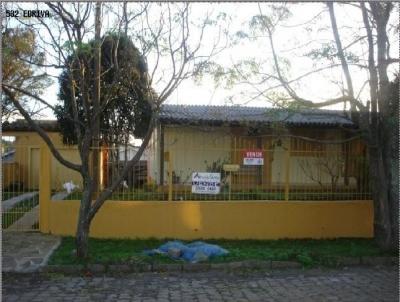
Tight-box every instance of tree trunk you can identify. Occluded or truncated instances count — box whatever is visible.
[92,2,102,195]
[369,145,393,250]
[75,178,94,258]
[382,119,399,249]
[75,216,91,259]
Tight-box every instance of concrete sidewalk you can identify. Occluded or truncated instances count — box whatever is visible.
[2,232,61,273]
[2,192,38,211]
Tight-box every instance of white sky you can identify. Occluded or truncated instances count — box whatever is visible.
[5,2,399,119]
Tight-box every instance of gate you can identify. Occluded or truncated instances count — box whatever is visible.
[2,142,40,231]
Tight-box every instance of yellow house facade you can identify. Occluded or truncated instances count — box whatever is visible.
[148,105,369,199]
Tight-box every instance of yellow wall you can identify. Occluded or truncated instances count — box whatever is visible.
[48,200,373,239]
[50,149,82,190]
[2,162,20,188]
[163,125,232,185]
[32,138,374,240]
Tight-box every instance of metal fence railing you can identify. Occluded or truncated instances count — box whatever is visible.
[57,136,371,202]
[2,142,40,230]
[2,135,370,206]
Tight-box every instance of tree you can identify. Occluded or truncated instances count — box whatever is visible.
[55,33,152,186]
[2,27,51,122]
[218,3,398,249]
[2,2,228,258]
[55,34,152,145]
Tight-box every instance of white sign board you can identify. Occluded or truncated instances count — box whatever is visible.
[243,158,264,165]
[191,172,221,194]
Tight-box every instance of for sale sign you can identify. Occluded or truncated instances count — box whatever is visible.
[191,172,221,194]
[243,149,264,165]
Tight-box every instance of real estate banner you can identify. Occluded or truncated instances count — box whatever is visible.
[243,149,264,165]
[192,172,221,194]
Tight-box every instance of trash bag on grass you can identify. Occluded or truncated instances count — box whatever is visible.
[143,240,228,263]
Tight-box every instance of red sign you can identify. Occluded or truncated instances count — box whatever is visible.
[243,149,264,165]
[244,150,263,158]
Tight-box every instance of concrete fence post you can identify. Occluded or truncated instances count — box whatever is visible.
[284,141,291,201]
[39,144,51,233]
[168,153,173,202]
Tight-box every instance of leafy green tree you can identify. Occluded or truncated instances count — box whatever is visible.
[55,34,152,145]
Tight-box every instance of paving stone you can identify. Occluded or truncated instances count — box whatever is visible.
[2,232,61,273]
[337,257,361,266]
[152,263,182,272]
[87,264,106,273]
[271,261,302,269]
[2,265,398,301]
[183,263,210,272]
[252,260,271,269]
[108,264,131,273]
[362,256,392,266]
[210,263,228,270]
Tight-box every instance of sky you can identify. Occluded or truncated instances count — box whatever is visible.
[4,2,399,119]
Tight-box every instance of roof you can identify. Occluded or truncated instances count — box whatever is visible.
[159,104,354,127]
[1,105,355,132]
[2,119,59,132]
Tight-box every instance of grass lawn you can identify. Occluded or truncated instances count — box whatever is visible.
[49,237,395,267]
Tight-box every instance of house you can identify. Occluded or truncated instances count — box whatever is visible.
[148,104,369,199]
[2,119,148,191]
[2,105,369,199]
[3,106,373,238]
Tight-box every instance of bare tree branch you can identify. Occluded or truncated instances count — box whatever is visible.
[3,86,82,172]
[258,4,365,110]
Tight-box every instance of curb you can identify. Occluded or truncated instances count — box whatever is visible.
[41,256,398,275]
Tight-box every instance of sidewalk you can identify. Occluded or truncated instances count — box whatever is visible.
[2,232,61,273]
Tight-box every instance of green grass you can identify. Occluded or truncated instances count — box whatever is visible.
[49,237,394,267]
[2,195,39,228]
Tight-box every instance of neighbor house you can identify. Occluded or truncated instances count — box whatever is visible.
[2,120,82,191]
[2,119,148,192]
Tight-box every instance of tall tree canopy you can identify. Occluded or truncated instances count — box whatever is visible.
[2,28,50,121]
[55,34,152,145]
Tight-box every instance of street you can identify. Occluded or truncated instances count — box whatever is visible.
[3,266,398,302]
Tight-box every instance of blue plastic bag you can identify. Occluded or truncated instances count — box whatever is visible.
[143,240,229,263]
